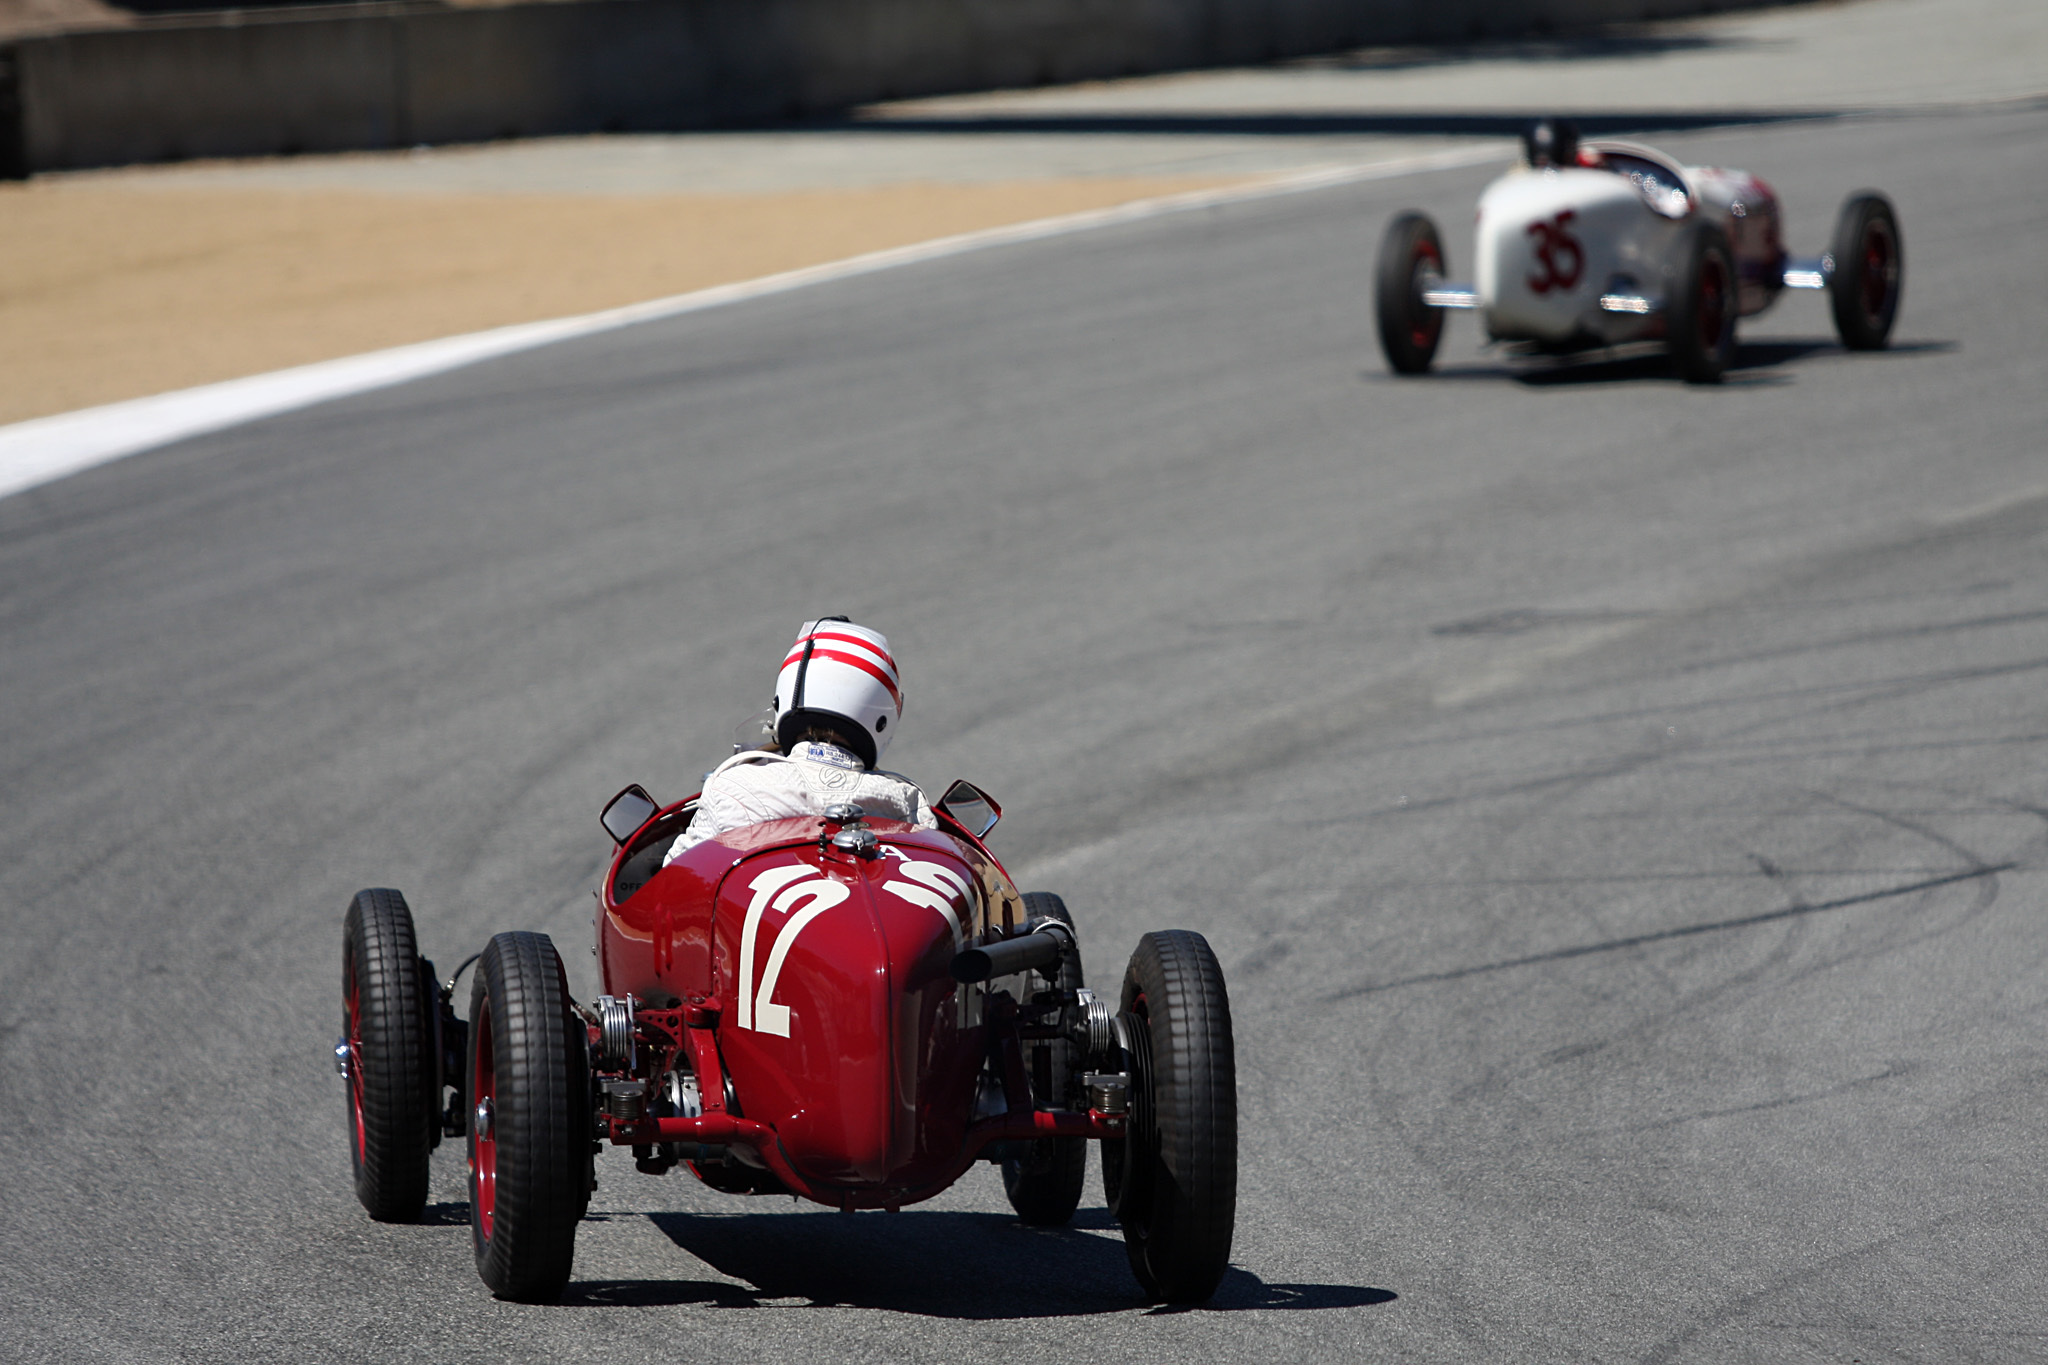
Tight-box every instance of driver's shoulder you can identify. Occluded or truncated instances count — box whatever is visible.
[711,748,796,775]
[702,748,799,793]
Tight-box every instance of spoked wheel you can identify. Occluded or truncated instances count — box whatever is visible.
[1829,192,1903,350]
[1374,211,1448,375]
[467,931,590,1302]
[1103,930,1237,1304]
[341,888,434,1222]
[1668,221,1738,384]
[1000,891,1089,1226]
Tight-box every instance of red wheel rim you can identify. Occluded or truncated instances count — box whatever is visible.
[1410,241,1444,351]
[344,968,367,1171]
[1697,252,1729,352]
[470,997,497,1240]
[1860,220,1896,322]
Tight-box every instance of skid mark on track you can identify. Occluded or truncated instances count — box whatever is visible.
[1803,789,2005,873]
[1432,621,1646,708]
[1303,743,1672,825]
[1637,1210,1983,1365]
[1659,606,2048,679]
[1577,1061,1920,1137]
[1322,862,2017,1001]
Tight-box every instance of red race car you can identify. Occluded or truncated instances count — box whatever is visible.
[337,779,1238,1303]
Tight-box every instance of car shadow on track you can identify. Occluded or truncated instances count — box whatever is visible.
[1371,338,1954,388]
[558,1207,1395,1317]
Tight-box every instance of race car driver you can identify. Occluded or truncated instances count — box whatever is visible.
[664,617,935,864]
[1523,116,1580,169]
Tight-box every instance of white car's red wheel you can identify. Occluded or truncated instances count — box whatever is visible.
[467,931,589,1302]
[1829,192,1903,351]
[341,888,434,1222]
[1669,222,1737,384]
[1374,211,1448,375]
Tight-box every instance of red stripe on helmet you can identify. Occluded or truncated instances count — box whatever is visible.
[783,631,899,684]
[788,628,896,667]
[781,646,903,710]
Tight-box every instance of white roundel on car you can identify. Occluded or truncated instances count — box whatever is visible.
[1477,168,1686,345]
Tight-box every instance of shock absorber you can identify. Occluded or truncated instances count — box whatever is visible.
[1068,987,1116,1061]
[596,994,637,1070]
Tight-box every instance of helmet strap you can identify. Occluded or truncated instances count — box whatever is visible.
[789,614,851,714]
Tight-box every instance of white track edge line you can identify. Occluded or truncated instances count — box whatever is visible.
[0,143,1505,506]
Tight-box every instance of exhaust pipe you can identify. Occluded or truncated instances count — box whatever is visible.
[950,918,1074,983]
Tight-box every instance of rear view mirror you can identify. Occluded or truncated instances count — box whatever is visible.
[731,707,777,754]
[601,784,660,845]
[935,779,1001,840]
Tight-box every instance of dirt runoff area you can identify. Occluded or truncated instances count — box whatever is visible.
[0,173,1241,426]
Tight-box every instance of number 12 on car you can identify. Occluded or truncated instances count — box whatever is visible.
[735,866,848,1037]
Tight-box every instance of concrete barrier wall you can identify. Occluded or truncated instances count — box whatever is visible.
[3,0,1787,174]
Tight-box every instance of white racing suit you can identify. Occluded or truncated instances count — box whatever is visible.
[664,740,936,865]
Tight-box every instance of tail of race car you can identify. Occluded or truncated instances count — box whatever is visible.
[336,787,1238,1307]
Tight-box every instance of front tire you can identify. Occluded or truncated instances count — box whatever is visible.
[1374,211,1448,375]
[468,931,589,1302]
[342,888,434,1222]
[1668,221,1737,384]
[1000,892,1088,1227]
[1828,192,1902,350]
[1105,930,1237,1304]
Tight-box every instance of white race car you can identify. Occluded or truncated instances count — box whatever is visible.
[1375,121,1903,383]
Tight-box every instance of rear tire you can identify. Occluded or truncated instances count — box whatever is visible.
[1374,211,1448,375]
[1000,891,1088,1227]
[1106,930,1237,1304]
[468,931,590,1302]
[1828,192,1902,350]
[342,888,434,1222]
[1668,221,1737,384]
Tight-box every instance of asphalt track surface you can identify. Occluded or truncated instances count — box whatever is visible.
[3,106,2045,1364]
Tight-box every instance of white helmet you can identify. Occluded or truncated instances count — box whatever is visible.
[772,617,903,769]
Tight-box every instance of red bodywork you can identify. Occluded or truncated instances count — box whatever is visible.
[594,802,1115,1210]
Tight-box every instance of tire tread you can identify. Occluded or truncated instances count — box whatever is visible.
[343,888,432,1222]
[1668,221,1736,384]
[1829,191,1903,351]
[1117,929,1236,1303]
[1001,892,1088,1226]
[1375,211,1447,375]
[470,930,589,1302]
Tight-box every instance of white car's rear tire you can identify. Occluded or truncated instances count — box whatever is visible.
[1828,192,1903,351]
[1374,212,1447,375]
[1668,222,1737,384]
